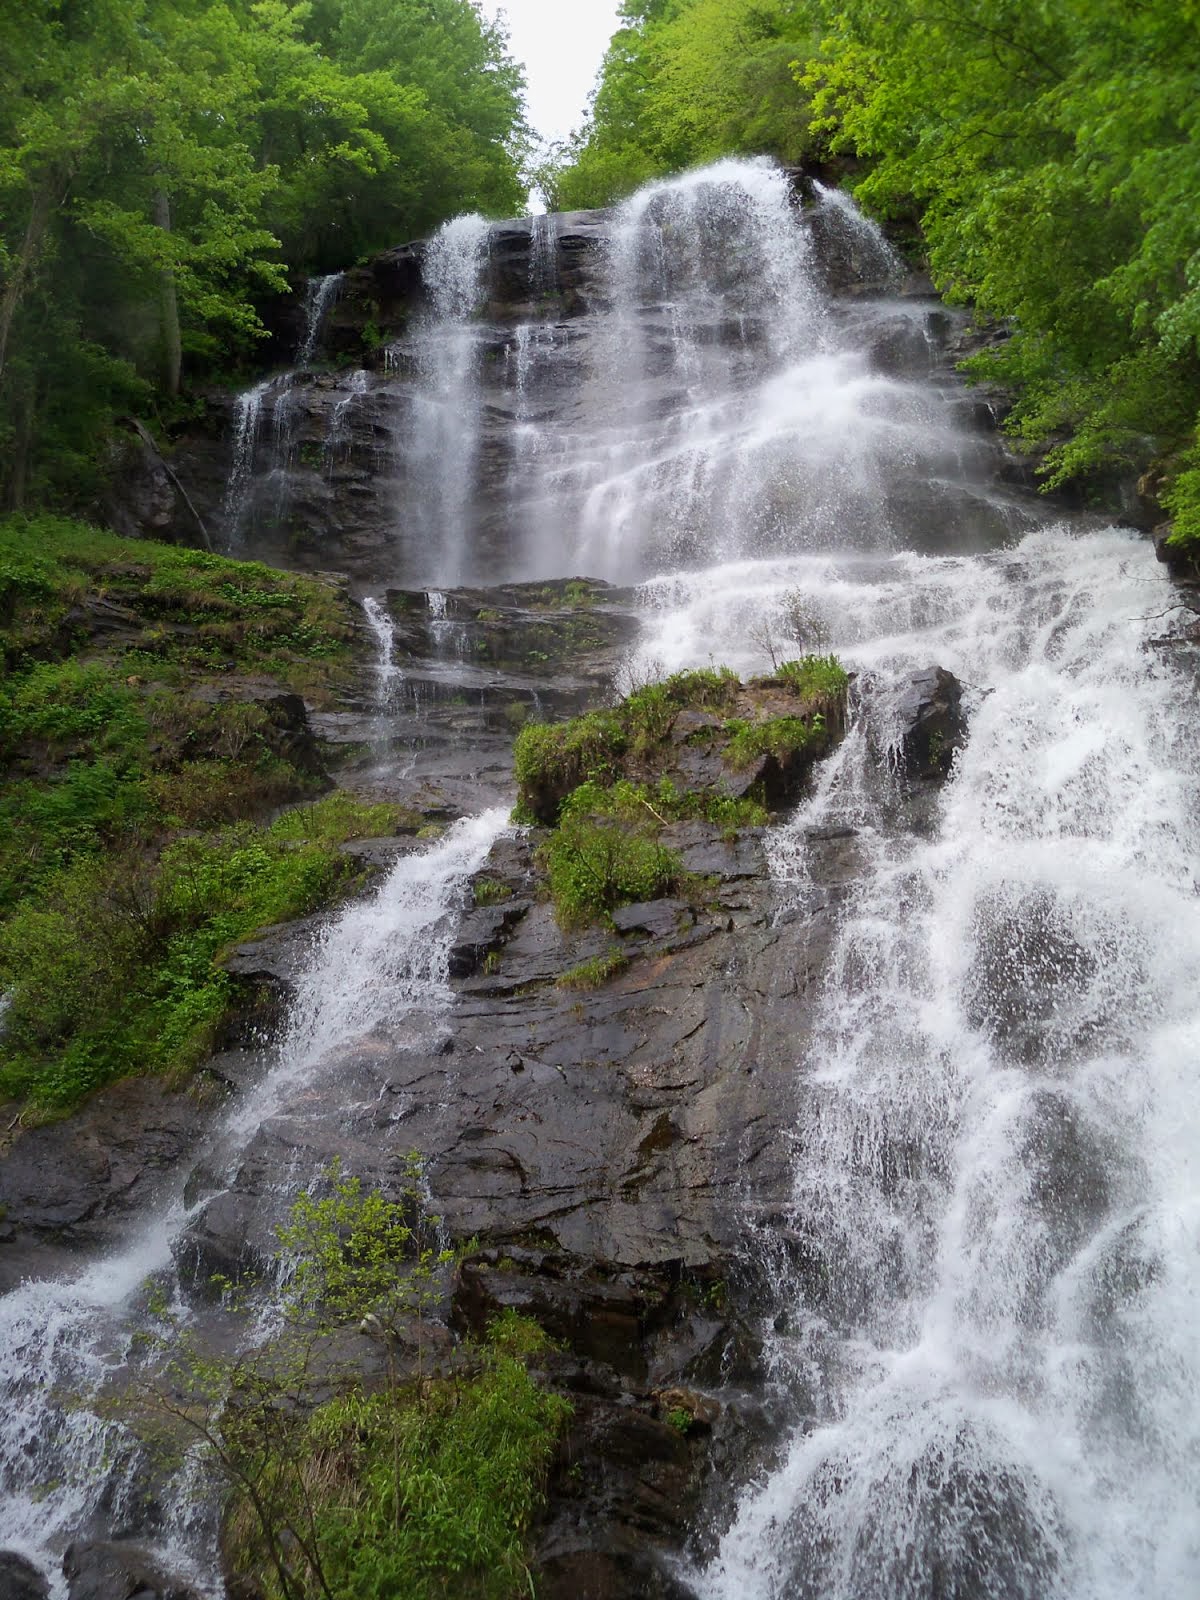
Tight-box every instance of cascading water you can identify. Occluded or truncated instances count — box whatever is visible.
[6,157,1199,1597]
[0,811,507,1592]
[295,272,343,368]
[218,272,343,547]
[396,214,491,584]
[360,593,400,708]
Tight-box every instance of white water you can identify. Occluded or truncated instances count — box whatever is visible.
[296,272,343,368]
[652,529,1200,1600]
[398,214,491,583]
[218,273,342,546]
[360,593,400,702]
[219,376,272,546]
[0,811,507,1589]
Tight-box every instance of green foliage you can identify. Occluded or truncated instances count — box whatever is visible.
[724,714,824,770]
[797,0,1200,509]
[1164,452,1200,556]
[539,814,681,928]
[145,1172,570,1600]
[557,949,629,990]
[0,825,359,1108]
[472,877,514,906]
[0,0,526,510]
[277,1161,455,1335]
[0,517,406,1110]
[512,711,627,817]
[546,0,823,208]
[774,655,848,699]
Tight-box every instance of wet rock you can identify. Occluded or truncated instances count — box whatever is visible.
[610,900,692,939]
[448,901,532,977]
[895,666,966,780]
[222,912,325,988]
[0,1552,50,1600]
[0,1079,205,1285]
[63,1541,201,1600]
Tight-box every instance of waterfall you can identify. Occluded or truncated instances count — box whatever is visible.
[649,530,1200,1600]
[219,377,272,547]
[296,271,343,368]
[360,594,400,704]
[400,214,491,584]
[7,157,1199,1596]
[0,811,508,1593]
[218,273,343,547]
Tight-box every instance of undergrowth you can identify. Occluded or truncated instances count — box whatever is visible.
[147,1168,571,1600]
[0,515,395,1113]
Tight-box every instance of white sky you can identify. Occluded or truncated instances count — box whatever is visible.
[482,0,622,145]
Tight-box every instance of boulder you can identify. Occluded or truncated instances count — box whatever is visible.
[63,1543,201,1600]
[0,1552,50,1600]
[894,666,967,780]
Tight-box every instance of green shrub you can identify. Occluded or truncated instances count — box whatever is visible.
[512,710,626,821]
[724,714,825,770]
[775,654,849,698]
[539,813,680,927]
[0,824,363,1109]
[148,1172,570,1600]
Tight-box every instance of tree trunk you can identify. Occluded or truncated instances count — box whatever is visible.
[0,174,59,392]
[153,187,182,397]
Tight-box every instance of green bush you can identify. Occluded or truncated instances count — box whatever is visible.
[0,807,394,1109]
[775,655,849,699]
[539,812,681,927]
[724,714,825,770]
[150,1172,570,1600]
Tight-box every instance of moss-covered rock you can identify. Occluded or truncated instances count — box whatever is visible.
[514,660,848,827]
[513,660,849,929]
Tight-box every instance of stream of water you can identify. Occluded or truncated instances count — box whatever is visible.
[4,158,1198,1596]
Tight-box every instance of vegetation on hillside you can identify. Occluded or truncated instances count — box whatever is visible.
[551,0,1200,552]
[0,514,413,1112]
[146,1165,570,1600]
[0,0,526,511]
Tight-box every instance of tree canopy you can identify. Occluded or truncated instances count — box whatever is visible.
[552,0,1200,550]
[0,0,527,510]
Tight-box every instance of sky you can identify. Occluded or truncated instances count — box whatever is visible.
[481,0,622,145]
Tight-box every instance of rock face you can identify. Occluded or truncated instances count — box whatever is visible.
[0,1079,208,1294]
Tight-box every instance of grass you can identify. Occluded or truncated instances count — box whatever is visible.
[556,949,629,990]
[774,655,849,698]
[473,876,514,906]
[0,514,395,1113]
[724,713,826,770]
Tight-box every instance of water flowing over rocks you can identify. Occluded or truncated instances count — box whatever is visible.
[4,158,1200,1600]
